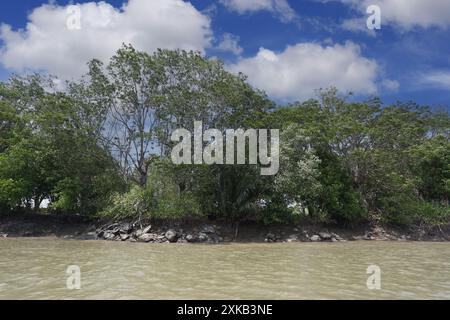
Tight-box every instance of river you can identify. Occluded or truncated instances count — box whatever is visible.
[1,238,450,299]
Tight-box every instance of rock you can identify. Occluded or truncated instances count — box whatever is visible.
[201,225,216,234]
[265,232,276,242]
[319,232,332,240]
[142,225,152,234]
[120,233,130,241]
[331,233,343,241]
[103,232,116,241]
[119,223,132,233]
[286,234,298,242]
[133,229,143,238]
[157,235,167,242]
[165,229,178,243]
[364,233,375,240]
[186,234,196,242]
[0,233,8,238]
[138,233,156,242]
[310,235,321,242]
[198,232,208,242]
[331,237,338,242]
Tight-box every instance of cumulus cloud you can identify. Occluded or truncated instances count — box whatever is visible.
[216,33,243,55]
[0,0,212,79]
[340,0,450,30]
[220,0,297,22]
[228,41,379,101]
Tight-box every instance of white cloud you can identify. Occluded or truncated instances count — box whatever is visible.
[340,0,450,30]
[422,71,450,89]
[216,33,243,55]
[220,0,297,22]
[0,0,212,79]
[228,41,379,101]
[382,79,400,92]
[341,17,376,36]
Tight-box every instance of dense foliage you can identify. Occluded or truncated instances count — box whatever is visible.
[1,45,448,226]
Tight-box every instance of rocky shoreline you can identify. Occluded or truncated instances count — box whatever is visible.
[1,213,450,243]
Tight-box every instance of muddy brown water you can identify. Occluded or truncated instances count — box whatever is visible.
[1,238,450,299]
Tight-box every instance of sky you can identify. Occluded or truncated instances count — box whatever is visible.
[0,0,449,108]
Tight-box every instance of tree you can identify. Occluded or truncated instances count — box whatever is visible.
[0,75,123,214]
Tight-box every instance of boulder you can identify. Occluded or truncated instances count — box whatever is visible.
[165,229,178,243]
[186,234,196,242]
[319,232,332,240]
[310,235,321,242]
[133,229,143,238]
[138,233,156,242]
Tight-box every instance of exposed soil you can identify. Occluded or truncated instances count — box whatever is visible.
[1,212,450,243]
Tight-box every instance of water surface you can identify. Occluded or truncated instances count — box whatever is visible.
[1,239,450,299]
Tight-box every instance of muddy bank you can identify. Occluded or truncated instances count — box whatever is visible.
[1,213,449,243]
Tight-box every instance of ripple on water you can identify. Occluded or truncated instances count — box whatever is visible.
[1,239,450,299]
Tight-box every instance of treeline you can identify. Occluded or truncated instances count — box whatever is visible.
[0,45,448,226]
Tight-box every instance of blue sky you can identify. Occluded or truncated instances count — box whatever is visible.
[0,0,449,108]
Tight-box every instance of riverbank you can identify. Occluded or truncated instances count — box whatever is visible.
[1,213,449,243]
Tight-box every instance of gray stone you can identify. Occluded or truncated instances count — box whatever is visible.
[103,232,116,241]
[310,235,321,242]
[331,233,343,241]
[120,223,132,233]
[266,233,276,240]
[201,225,216,234]
[142,225,152,234]
[165,229,178,243]
[186,234,195,242]
[319,232,332,240]
[120,233,130,241]
[138,233,156,242]
[134,229,143,238]
[198,232,208,242]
